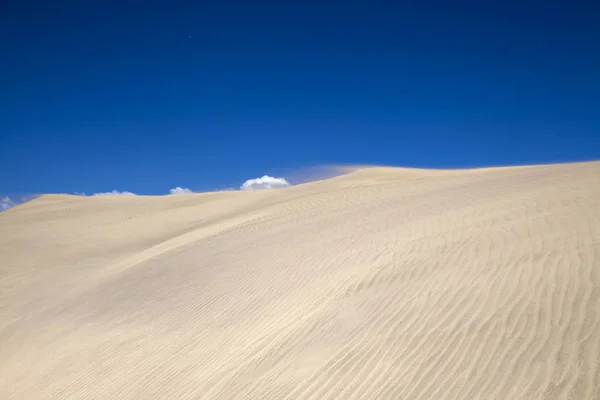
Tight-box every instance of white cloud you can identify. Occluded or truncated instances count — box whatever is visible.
[240,175,291,190]
[169,187,193,195]
[1,196,15,211]
[93,190,137,196]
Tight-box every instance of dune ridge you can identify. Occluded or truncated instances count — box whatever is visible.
[1,161,599,399]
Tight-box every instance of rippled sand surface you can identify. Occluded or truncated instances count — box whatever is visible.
[1,161,599,399]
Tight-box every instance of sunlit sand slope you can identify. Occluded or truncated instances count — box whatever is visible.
[1,161,599,399]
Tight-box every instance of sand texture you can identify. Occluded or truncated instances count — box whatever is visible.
[1,161,600,399]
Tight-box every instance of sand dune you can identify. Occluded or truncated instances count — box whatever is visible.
[1,161,600,399]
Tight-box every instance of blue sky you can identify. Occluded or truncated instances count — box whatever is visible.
[1,1,599,200]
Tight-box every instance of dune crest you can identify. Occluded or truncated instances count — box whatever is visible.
[1,161,600,399]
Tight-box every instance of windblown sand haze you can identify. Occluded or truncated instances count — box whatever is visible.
[1,161,599,399]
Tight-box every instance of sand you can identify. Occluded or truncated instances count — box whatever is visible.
[1,161,599,399]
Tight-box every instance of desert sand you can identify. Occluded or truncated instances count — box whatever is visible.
[1,161,599,399]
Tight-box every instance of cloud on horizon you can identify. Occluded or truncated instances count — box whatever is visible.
[240,175,291,190]
[169,187,193,194]
[1,196,15,211]
[2,178,291,209]
[93,190,137,196]
[0,194,40,211]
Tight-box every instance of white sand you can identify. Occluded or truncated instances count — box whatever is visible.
[1,161,599,399]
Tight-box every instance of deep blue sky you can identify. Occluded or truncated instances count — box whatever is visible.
[1,1,599,195]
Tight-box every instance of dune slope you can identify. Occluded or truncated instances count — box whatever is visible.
[1,161,600,399]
